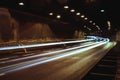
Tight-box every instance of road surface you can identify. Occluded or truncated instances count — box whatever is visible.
[0,41,116,80]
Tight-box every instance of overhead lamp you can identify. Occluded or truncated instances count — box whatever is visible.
[98,27,100,30]
[89,20,92,23]
[64,6,69,9]
[84,25,86,28]
[93,23,95,25]
[107,21,111,30]
[81,15,85,18]
[96,25,100,30]
[84,17,88,20]
[100,9,105,13]
[87,27,91,31]
[56,15,61,19]
[96,25,99,28]
[70,9,75,12]
[76,12,80,15]
[18,2,24,6]
[49,12,53,15]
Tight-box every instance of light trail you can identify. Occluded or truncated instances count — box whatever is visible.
[0,39,109,75]
[0,41,99,63]
[0,39,94,51]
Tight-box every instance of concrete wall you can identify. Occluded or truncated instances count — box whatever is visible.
[74,30,85,39]
[19,22,55,40]
[0,8,12,42]
[0,8,75,44]
[0,8,56,43]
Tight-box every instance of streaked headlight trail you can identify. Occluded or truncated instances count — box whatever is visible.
[0,39,94,51]
[0,38,110,75]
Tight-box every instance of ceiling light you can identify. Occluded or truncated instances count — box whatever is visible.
[49,13,53,15]
[70,9,75,12]
[18,2,24,6]
[81,15,85,18]
[84,25,86,28]
[93,23,95,25]
[76,12,80,15]
[84,17,88,20]
[100,9,105,12]
[64,6,69,9]
[89,20,92,23]
[96,25,100,30]
[56,15,61,19]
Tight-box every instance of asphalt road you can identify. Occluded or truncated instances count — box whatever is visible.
[0,41,116,80]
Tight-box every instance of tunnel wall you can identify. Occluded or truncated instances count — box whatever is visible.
[0,8,56,43]
[0,8,12,42]
[0,8,77,45]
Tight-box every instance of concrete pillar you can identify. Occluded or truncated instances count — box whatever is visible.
[11,18,19,42]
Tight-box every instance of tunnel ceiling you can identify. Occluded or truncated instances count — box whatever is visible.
[0,0,120,33]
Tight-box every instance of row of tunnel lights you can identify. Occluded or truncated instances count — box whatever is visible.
[18,2,101,31]
[49,5,101,31]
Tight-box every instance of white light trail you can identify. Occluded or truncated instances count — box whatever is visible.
[0,42,99,63]
[0,39,109,74]
[0,39,94,51]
